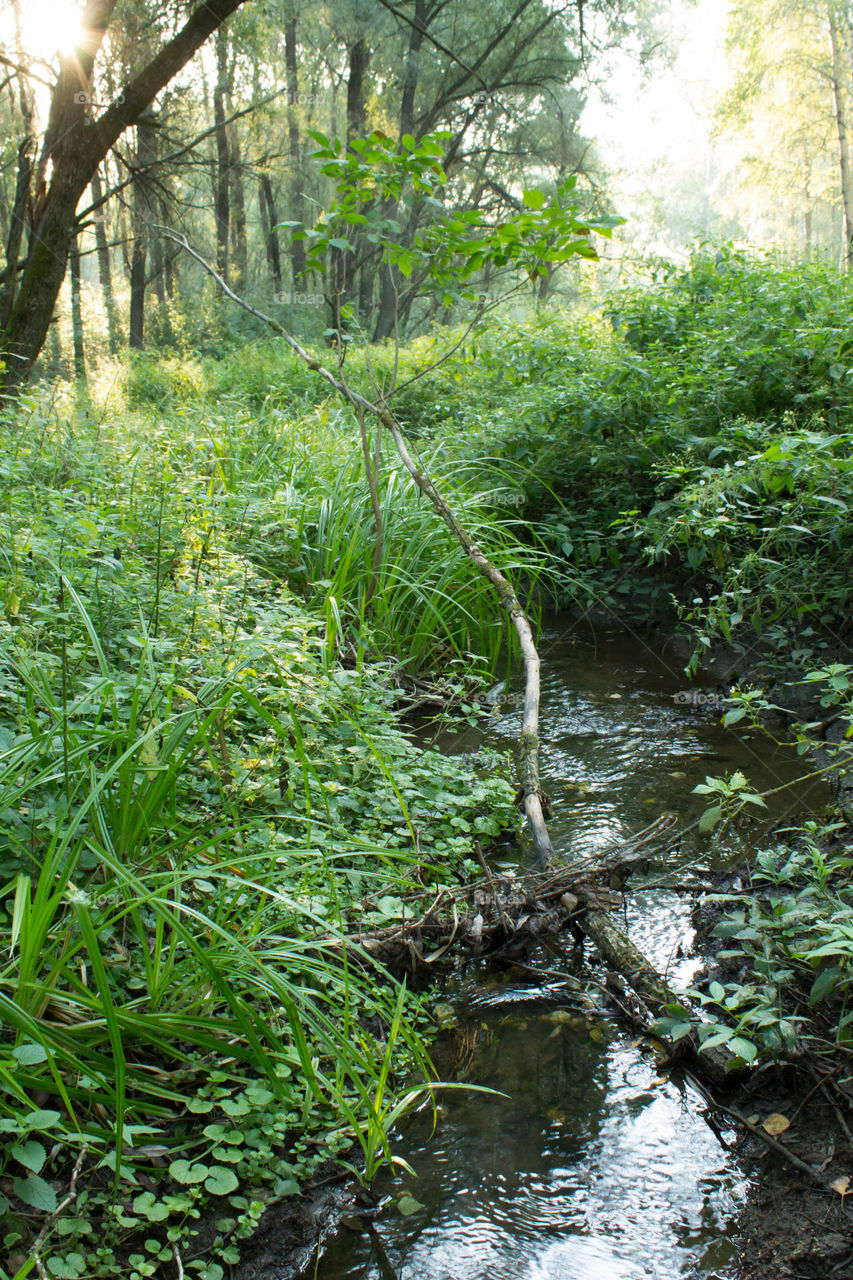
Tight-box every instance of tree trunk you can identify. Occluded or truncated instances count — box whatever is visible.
[340,36,370,321]
[829,2,853,266]
[129,119,157,350]
[259,175,282,290]
[90,165,122,352]
[374,0,426,342]
[0,0,248,393]
[69,235,86,379]
[229,131,248,289]
[285,14,307,284]
[214,28,231,283]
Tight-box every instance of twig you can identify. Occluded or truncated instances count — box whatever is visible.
[684,1070,850,1197]
[30,1144,88,1270]
[173,1245,185,1280]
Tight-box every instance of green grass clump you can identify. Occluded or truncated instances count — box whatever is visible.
[0,384,523,1277]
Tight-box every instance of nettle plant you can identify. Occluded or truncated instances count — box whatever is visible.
[284,128,621,344]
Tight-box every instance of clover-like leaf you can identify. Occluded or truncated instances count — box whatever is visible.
[169,1159,209,1185]
[204,1165,239,1196]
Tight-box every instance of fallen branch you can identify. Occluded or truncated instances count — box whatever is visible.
[159,227,555,867]
[339,817,677,961]
[159,231,746,1090]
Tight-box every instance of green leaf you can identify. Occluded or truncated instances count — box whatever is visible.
[12,1140,47,1174]
[47,1255,85,1279]
[698,804,723,832]
[133,1191,169,1222]
[21,1110,62,1130]
[522,189,546,210]
[204,1166,239,1196]
[169,1160,209,1185]
[13,1174,57,1212]
[397,1194,425,1216]
[810,967,843,1003]
[727,1036,758,1063]
[13,1042,47,1065]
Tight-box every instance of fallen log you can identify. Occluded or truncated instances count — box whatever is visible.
[161,230,744,1091]
[582,909,738,1085]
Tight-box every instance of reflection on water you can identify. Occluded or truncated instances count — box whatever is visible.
[317,627,826,1280]
[319,1005,743,1279]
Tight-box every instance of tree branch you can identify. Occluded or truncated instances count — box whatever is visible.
[159,226,556,868]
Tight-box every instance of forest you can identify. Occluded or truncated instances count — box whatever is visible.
[2,1,853,1279]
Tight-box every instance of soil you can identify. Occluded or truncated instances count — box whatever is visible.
[729,1073,853,1280]
[233,1170,361,1280]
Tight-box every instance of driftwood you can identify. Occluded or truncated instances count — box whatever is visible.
[346,816,677,962]
[162,232,744,1088]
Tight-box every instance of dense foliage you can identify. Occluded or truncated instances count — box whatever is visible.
[379,250,853,668]
[0,383,528,1278]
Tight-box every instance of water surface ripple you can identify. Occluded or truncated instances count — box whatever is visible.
[317,628,828,1280]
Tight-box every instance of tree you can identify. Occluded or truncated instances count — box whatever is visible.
[0,0,248,392]
[719,0,851,260]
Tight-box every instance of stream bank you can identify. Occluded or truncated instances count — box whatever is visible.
[236,623,842,1280]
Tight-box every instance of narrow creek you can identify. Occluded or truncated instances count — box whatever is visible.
[316,625,831,1280]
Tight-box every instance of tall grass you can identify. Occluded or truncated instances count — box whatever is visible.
[0,376,521,1271]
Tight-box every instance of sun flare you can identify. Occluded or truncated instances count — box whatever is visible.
[11,0,85,62]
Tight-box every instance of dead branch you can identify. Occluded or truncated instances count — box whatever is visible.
[159,227,556,868]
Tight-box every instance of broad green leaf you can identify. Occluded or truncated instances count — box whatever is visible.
[727,1037,758,1063]
[13,1174,57,1212]
[11,1139,47,1174]
[522,189,546,210]
[204,1166,239,1196]
[169,1160,209,1185]
[698,805,722,832]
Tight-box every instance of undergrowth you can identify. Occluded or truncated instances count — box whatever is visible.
[0,387,525,1278]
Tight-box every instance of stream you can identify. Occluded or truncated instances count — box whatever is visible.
[316,625,831,1280]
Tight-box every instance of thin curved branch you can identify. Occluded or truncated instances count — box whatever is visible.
[158,226,557,868]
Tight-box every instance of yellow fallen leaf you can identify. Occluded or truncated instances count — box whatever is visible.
[831,1176,850,1197]
[762,1113,791,1137]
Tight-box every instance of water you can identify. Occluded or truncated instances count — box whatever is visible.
[316,626,829,1280]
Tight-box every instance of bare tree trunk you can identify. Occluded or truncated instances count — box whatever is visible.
[90,165,122,352]
[229,131,248,288]
[69,235,86,379]
[285,14,307,284]
[213,27,232,283]
[374,0,426,342]
[0,2,36,333]
[829,2,853,266]
[341,35,369,320]
[258,175,282,290]
[129,118,157,350]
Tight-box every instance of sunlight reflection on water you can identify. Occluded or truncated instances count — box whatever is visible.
[316,628,826,1280]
